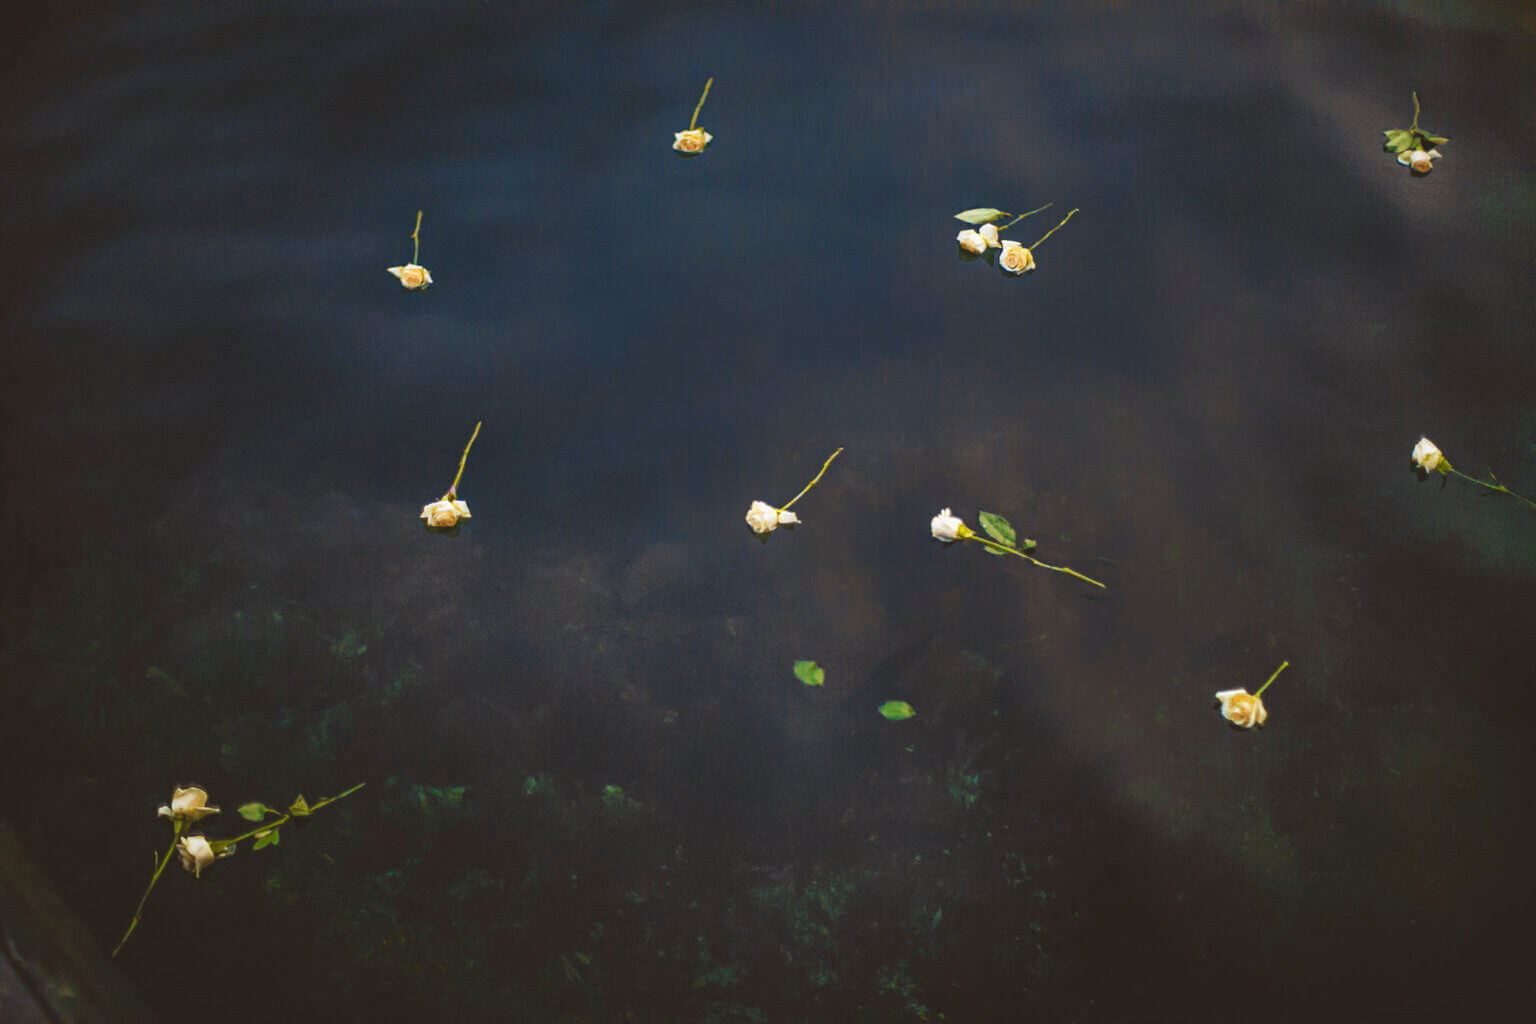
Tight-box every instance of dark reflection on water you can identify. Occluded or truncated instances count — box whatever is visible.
[2,2,1533,1020]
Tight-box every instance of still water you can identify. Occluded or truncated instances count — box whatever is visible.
[3,2,1533,1020]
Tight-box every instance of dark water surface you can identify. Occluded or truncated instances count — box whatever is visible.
[4,2,1534,1020]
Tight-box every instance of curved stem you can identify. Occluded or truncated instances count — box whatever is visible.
[411,210,423,265]
[309,781,368,813]
[1254,660,1288,698]
[113,823,183,957]
[690,77,713,130]
[1410,91,1421,132]
[1448,467,1536,509]
[971,534,1105,588]
[779,448,844,511]
[444,422,482,500]
[1030,209,1079,251]
[1000,203,1053,232]
[218,783,366,847]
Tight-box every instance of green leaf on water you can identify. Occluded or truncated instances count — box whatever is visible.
[253,829,281,850]
[954,208,1004,224]
[1382,129,1414,153]
[793,660,826,687]
[1418,131,1449,146]
[978,511,1016,547]
[878,700,916,721]
[237,802,269,822]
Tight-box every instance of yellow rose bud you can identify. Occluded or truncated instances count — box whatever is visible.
[388,263,433,290]
[421,498,471,529]
[998,240,1036,275]
[672,128,712,154]
[1214,688,1268,728]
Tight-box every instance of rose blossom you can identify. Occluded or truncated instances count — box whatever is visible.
[157,786,220,824]
[673,129,713,154]
[930,508,969,542]
[1214,688,1268,728]
[421,498,472,529]
[998,240,1035,275]
[388,264,433,290]
[1411,436,1446,474]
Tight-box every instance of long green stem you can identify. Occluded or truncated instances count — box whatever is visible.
[113,823,183,957]
[779,448,843,511]
[1254,660,1288,698]
[445,422,482,499]
[1000,203,1053,232]
[309,781,368,813]
[971,533,1105,588]
[1030,209,1079,250]
[690,77,713,130]
[1410,91,1420,132]
[1448,467,1536,510]
[411,210,423,265]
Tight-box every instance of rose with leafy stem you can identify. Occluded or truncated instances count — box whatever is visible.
[1411,435,1536,511]
[954,203,1051,258]
[1383,92,1448,175]
[673,77,714,155]
[745,447,843,535]
[422,421,483,532]
[114,782,365,956]
[387,209,433,290]
[929,508,1105,588]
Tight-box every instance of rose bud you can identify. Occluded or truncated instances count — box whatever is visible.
[672,129,713,155]
[998,240,1036,275]
[388,264,433,290]
[1214,688,1268,728]
[421,498,471,529]
[156,786,220,824]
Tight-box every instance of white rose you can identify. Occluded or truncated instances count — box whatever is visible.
[930,508,968,542]
[388,264,433,290]
[673,128,712,154]
[1214,688,1268,728]
[998,240,1035,275]
[421,498,471,528]
[177,835,217,878]
[978,222,1000,248]
[956,229,986,255]
[746,500,781,534]
[1411,436,1446,474]
[1397,148,1441,174]
[157,786,220,824]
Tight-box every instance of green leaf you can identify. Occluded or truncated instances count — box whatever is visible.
[237,802,269,822]
[954,208,1004,224]
[793,660,826,686]
[1021,538,1037,551]
[978,511,1016,547]
[1421,132,1449,146]
[288,794,311,817]
[1382,129,1414,154]
[878,700,916,721]
[253,829,281,850]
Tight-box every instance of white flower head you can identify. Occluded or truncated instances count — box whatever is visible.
[1214,688,1268,728]
[673,128,712,154]
[1411,436,1446,474]
[978,222,1000,248]
[956,229,986,255]
[422,498,472,529]
[931,508,967,542]
[157,786,220,824]
[1397,148,1441,174]
[746,500,780,534]
[998,240,1035,275]
[177,835,216,878]
[388,264,433,290]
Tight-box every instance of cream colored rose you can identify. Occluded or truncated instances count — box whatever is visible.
[978,222,1000,248]
[1215,688,1268,728]
[157,786,220,824]
[1397,148,1441,174]
[388,264,433,290]
[998,240,1035,275]
[746,500,780,534]
[177,835,216,878]
[1412,436,1448,474]
[931,508,969,542]
[421,498,471,528]
[956,229,986,255]
[673,129,712,154]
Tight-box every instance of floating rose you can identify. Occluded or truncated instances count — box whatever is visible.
[673,78,714,156]
[930,507,1104,588]
[1409,435,1536,509]
[388,210,432,290]
[1382,92,1448,175]
[422,421,482,533]
[956,229,986,256]
[745,448,842,536]
[998,239,1035,275]
[157,785,220,824]
[1215,661,1286,729]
